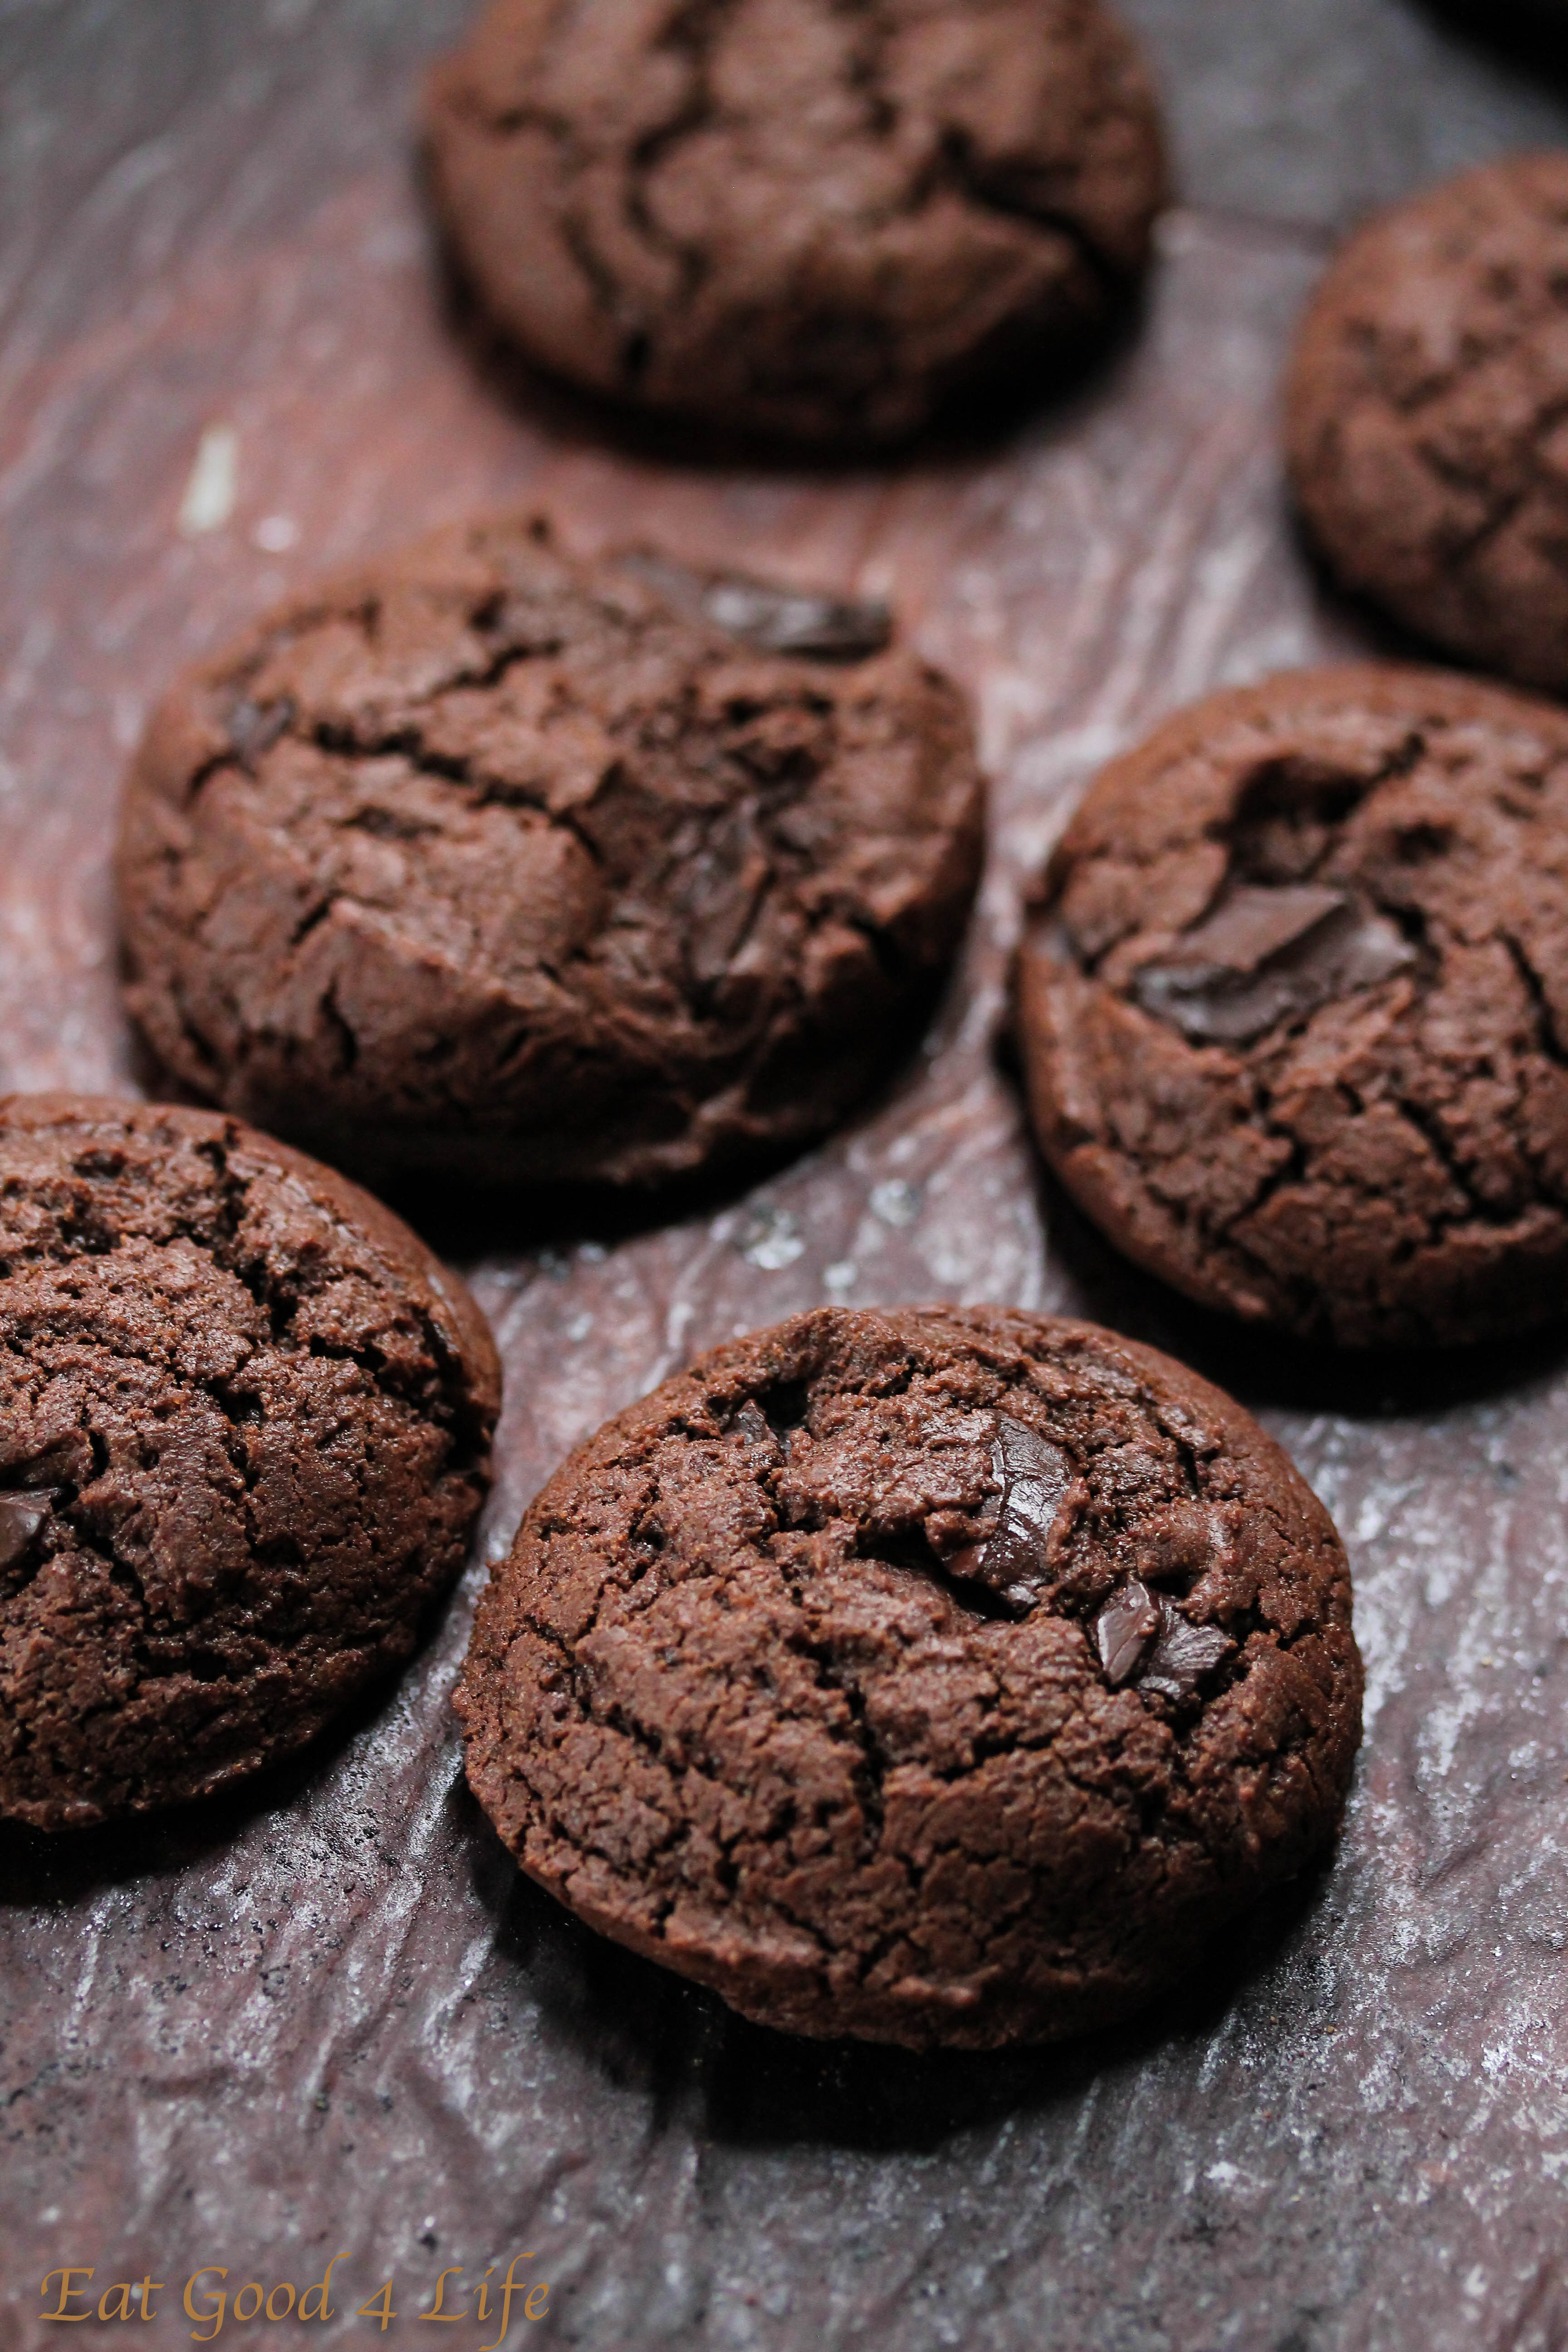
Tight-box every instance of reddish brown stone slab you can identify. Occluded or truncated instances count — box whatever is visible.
[5,10,1568,2352]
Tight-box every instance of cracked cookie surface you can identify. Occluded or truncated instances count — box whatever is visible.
[456,1305,1360,2048]
[117,514,984,1191]
[1286,152,1568,695]
[422,0,1168,446]
[0,1094,500,1829]
[1015,665,1568,1348]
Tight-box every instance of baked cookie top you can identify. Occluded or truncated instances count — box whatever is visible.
[1015,664,1568,1347]
[423,0,1168,444]
[0,1095,499,1829]
[456,1305,1360,2048]
[1286,152,1568,694]
[117,516,984,1191]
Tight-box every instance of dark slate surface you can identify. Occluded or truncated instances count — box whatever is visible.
[4,6,1568,2348]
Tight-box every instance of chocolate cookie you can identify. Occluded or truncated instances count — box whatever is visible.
[422,0,1168,447]
[116,515,984,1192]
[0,1094,500,1829]
[456,1305,1361,2048]
[1285,152,1568,695]
[1015,664,1568,1348]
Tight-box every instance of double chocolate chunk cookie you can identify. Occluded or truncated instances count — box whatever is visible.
[457,1306,1360,2048]
[117,515,984,1191]
[0,1096,499,1829]
[423,0,1168,446]
[1286,152,1568,695]
[1015,665,1568,1347]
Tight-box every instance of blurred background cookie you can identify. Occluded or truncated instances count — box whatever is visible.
[117,514,985,1195]
[1015,664,1568,1347]
[0,1095,499,1829]
[457,1304,1361,2048]
[1285,151,1568,696]
[422,0,1169,446]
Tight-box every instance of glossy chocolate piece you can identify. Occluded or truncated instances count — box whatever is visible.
[1132,884,1415,1044]
[0,1489,54,1573]
[618,550,893,661]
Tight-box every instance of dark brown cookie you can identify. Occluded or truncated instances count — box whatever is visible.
[422,0,1168,447]
[116,515,984,1192]
[0,1094,500,1829]
[1285,152,1568,696]
[456,1305,1361,2049]
[1014,664,1568,1348]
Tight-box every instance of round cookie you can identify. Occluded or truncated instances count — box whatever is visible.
[456,1304,1361,2049]
[1285,152,1568,696]
[0,1094,500,1829]
[116,515,985,1192]
[422,0,1168,447]
[1015,664,1568,1348]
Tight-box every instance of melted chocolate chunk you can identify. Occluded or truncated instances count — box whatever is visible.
[1095,1576,1162,1684]
[1132,883,1415,1045]
[1140,1606,1232,1699]
[619,551,892,662]
[0,1489,56,1572]
[228,696,295,770]
[957,1413,1076,1611]
[1094,1577,1231,1699]
[733,1398,780,1455]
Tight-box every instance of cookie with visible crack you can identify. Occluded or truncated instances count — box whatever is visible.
[0,1094,500,1829]
[422,0,1168,446]
[1014,664,1568,1348]
[116,514,984,1192]
[1286,152,1568,696]
[456,1304,1360,2048]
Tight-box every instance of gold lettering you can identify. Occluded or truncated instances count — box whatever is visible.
[479,2255,536,2352]
[265,2284,296,2321]
[230,2286,262,2325]
[299,2250,349,2322]
[358,2282,397,2333]
[135,2277,164,2323]
[525,2285,550,2323]
[421,2267,466,2321]
[40,2269,94,2322]
[98,2286,134,2323]
[184,2267,227,2343]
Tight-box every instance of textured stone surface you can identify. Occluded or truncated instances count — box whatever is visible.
[5,3,1568,2349]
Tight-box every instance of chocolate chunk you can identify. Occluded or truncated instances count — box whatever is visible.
[1094,1576,1162,1684]
[619,551,892,662]
[966,1413,1076,1609]
[1132,884,1415,1044]
[733,1399,778,1453]
[0,1489,55,1572]
[1139,1603,1232,1700]
[227,696,295,770]
[1161,883,1347,970]
[1094,1578,1231,1700]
